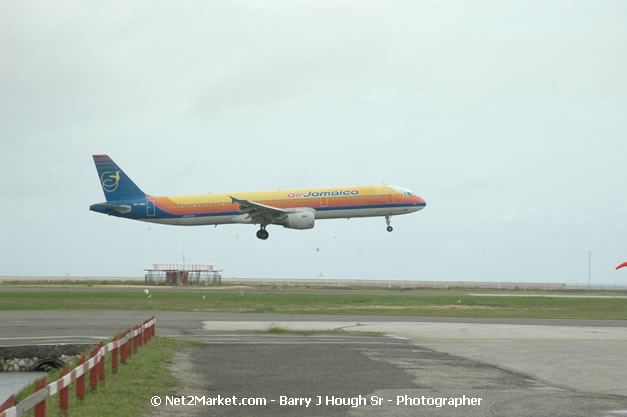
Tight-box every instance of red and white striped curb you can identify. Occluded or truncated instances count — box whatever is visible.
[0,317,156,417]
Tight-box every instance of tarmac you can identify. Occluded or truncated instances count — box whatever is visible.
[0,311,626,416]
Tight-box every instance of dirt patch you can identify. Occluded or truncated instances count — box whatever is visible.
[146,347,203,417]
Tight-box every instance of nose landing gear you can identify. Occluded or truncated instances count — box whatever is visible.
[256,225,269,240]
[385,216,393,232]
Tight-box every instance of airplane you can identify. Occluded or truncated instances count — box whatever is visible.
[89,155,426,240]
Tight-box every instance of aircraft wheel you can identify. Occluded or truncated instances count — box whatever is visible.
[386,226,393,232]
[256,229,269,240]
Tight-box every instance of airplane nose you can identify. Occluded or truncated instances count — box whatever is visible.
[415,196,426,209]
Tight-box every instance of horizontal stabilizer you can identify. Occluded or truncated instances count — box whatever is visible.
[93,203,132,214]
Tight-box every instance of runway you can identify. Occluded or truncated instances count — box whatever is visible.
[1,311,626,416]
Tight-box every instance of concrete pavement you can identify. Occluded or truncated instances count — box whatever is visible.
[1,311,625,416]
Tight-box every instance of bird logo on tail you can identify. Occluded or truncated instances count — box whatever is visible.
[100,171,121,193]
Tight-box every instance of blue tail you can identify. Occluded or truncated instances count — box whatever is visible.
[93,155,145,202]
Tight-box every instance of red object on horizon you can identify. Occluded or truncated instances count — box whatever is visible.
[616,262,627,270]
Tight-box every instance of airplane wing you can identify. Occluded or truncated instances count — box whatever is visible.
[230,196,286,224]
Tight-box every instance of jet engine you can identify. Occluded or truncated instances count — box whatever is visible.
[281,211,315,229]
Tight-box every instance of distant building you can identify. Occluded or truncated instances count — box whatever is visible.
[144,264,222,286]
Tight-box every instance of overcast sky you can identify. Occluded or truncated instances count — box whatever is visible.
[1,1,626,284]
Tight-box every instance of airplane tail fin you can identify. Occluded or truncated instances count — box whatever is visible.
[93,155,145,202]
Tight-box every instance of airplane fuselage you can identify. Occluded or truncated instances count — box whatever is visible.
[90,185,426,226]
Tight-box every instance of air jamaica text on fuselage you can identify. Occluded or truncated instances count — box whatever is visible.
[287,190,360,198]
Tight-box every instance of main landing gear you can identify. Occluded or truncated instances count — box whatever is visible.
[256,225,269,240]
[385,216,393,232]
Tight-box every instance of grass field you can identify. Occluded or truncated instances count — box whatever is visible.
[14,337,194,417]
[2,280,627,294]
[1,289,626,319]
